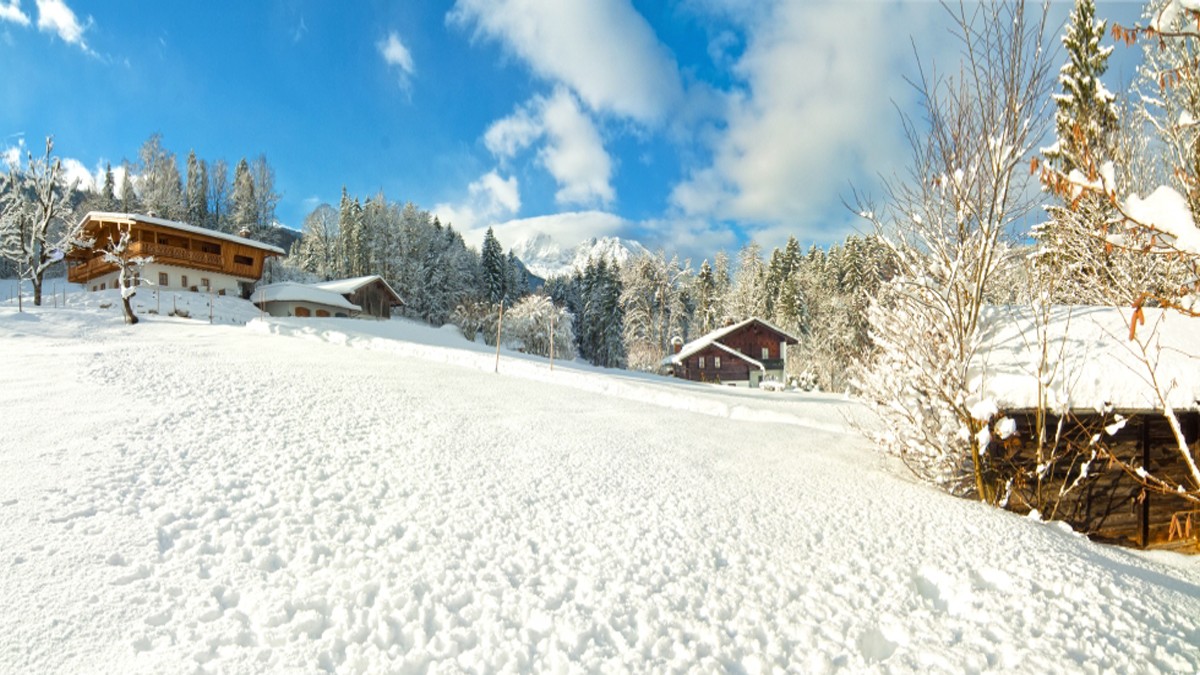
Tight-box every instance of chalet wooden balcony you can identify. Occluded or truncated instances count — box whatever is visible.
[67,256,114,283]
[129,241,223,269]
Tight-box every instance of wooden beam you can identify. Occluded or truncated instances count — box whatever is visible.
[1142,418,1151,548]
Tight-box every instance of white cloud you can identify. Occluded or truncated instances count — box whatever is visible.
[484,89,614,208]
[35,0,90,51]
[377,31,415,89]
[483,106,540,159]
[0,1,30,26]
[433,170,521,235]
[539,90,613,207]
[448,0,683,123]
[670,1,939,238]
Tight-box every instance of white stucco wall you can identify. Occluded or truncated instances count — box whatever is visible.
[84,263,252,297]
[260,301,354,318]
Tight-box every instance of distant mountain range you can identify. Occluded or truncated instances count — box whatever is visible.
[511,233,651,280]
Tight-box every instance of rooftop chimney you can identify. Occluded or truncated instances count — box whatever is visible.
[671,336,684,354]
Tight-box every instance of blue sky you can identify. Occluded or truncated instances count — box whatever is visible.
[1,0,1149,262]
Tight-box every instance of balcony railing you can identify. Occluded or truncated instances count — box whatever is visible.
[67,256,114,283]
[130,241,222,268]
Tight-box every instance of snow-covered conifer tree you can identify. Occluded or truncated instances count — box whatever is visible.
[231,158,257,235]
[185,150,208,227]
[480,227,506,304]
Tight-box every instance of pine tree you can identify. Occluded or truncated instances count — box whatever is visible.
[231,158,256,234]
[119,160,139,212]
[101,163,116,209]
[207,159,229,231]
[480,227,506,304]
[185,150,208,226]
[137,134,183,219]
[1042,0,1118,177]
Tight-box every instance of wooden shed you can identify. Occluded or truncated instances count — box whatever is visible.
[975,306,1200,551]
[310,276,404,319]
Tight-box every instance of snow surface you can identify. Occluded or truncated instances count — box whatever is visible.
[3,287,1200,673]
[975,305,1200,412]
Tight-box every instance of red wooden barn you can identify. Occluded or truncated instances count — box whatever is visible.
[660,318,799,387]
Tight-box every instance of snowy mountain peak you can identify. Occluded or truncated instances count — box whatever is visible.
[512,234,651,279]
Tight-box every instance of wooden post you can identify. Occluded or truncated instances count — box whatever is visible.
[549,311,555,372]
[209,289,214,324]
[1141,418,1151,548]
[494,301,504,374]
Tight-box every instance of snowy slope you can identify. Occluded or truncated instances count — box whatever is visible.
[511,233,652,279]
[2,293,1200,673]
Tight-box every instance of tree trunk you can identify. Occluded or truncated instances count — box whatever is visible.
[121,293,139,325]
[32,275,43,307]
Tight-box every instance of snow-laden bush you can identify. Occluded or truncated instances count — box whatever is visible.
[501,295,576,360]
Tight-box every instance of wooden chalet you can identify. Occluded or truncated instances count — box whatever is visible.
[661,318,799,387]
[976,306,1200,551]
[310,275,404,319]
[67,212,285,298]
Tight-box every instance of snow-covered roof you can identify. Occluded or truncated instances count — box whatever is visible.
[81,211,287,255]
[663,317,800,367]
[974,305,1200,412]
[310,275,404,304]
[249,282,361,311]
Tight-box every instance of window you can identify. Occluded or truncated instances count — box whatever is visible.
[234,254,254,266]
[200,278,210,291]
[181,274,188,288]
[99,282,106,290]
[158,272,168,286]
[698,356,705,369]
[762,347,770,360]
[200,242,221,254]
[714,356,721,369]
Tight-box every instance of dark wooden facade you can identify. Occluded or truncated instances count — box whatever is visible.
[995,410,1200,551]
[668,319,797,385]
[344,279,401,319]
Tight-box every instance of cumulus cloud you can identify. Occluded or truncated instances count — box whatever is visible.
[378,31,415,89]
[485,89,614,208]
[448,0,683,123]
[670,1,938,240]
[0,0,30,26]
[433,170,521,235]
[59,157,94,190]
[35,0,90,51]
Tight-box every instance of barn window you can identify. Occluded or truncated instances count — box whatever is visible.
[181,274,188,288]
[715,356,721,369]
[158,272,168,286]
[762,347,770,359]
[698,357,705,369]
[234,254,254,266]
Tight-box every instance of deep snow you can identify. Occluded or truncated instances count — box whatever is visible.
[2,284,1200,673]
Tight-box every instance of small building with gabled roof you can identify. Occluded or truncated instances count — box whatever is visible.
[661,318,800,387]
[249,282,360,318]
[310,275,404,319]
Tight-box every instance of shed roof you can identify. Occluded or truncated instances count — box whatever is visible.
[311,275,405,305]
[974,305,1200,413]
[249,282,360,312]
[80,211,286,255]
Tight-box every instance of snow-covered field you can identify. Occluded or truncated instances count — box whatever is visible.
[3,284,1200,673]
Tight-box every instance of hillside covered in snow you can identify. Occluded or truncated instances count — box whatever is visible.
[2,288,1200,673]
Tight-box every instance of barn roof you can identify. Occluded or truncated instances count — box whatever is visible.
[79,211,286,255]
[311,275,405,305]
[974,305,1200,413]
[249,282,361,312]
[662,317,799,367]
